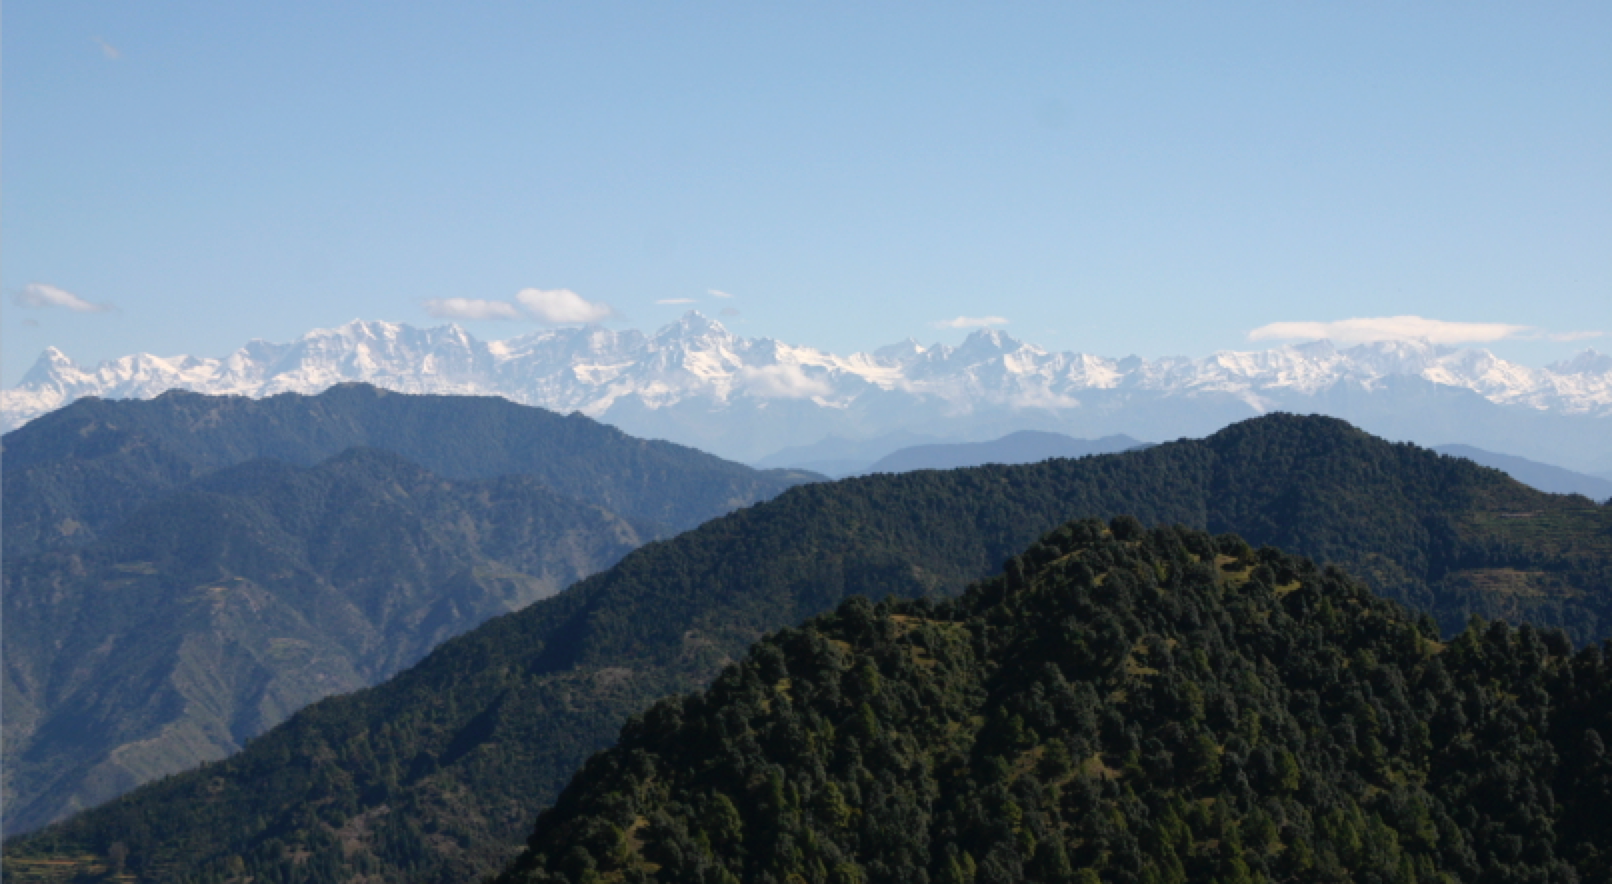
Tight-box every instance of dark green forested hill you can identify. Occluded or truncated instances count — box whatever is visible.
[2,385,813,835]
[1,383,814,559]
[2,447,644,835]
[7,415,1610,882]
[501,519,1612,884]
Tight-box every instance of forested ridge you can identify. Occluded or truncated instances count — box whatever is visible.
[6,414,1610,883]
[1,385,813,835]
[2,383,812,559]
[502,519,1612,884]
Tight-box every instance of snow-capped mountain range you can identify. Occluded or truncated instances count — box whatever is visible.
[6,313,1611,471]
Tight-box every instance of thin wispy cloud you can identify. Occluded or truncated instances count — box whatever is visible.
[1248,316,1533,345]
[656,298,697,305]
[708,289,735,299]
[515,288,616,324]
[422,288,617,324]
[423,298,522,321]
[93,37,121,60]
[933,316,1009,330]
[15,283,115,313]
[1548,330,1604,342]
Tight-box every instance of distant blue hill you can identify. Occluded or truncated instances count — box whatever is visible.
[1435,443,1612,502]
[863,430,1147,474]
[752,430,947,477]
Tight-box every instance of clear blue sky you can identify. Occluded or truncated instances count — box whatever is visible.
[5,2,1609,384]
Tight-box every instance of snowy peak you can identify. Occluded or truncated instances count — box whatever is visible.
[5,321,1611,444]
[1343,338,1449,376]
[955,327,1018,354]
[659,310,730,341]
[1551,349,1612,376]
[872,338,928,366]
[18,348,77,388]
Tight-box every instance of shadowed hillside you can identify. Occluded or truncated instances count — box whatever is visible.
[2,387,813,835]
[3,448,643,833]
[2,383,815,559]
[8,414,1610,882]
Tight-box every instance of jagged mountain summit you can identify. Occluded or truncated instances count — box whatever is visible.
[7,313,1611,468]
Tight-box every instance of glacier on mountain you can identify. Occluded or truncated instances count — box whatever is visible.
[5,313,1610,470]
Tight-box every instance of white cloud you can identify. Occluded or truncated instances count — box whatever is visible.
[422,288,618,324]
[933,316,1009,329]
[709,289,735,299]
[423,298,522,320]
[656,298,698,305]
[1248,315,1532,345]
[739,364,832,399]
[516,288,616,324]
[93,37,121,60]
[16,283,114,313]
[1548,330,1604,342]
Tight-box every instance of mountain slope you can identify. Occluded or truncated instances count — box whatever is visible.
[5,316,1610,469]
[1435,443,1612,501]
[1,386,811,835]
[7,415,1610,882]
[863,431,1144,474]
[2,383,812,560]
[500,520,1612,884]
[2,448,643,834]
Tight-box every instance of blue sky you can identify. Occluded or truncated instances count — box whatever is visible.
[5,2,1609,384]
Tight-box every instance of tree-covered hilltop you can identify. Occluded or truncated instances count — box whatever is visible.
[7,415,1610,882]
[1,383,815,559]
[3,447,643,835]
[2,384,812,835]
[502,519,1612,884]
